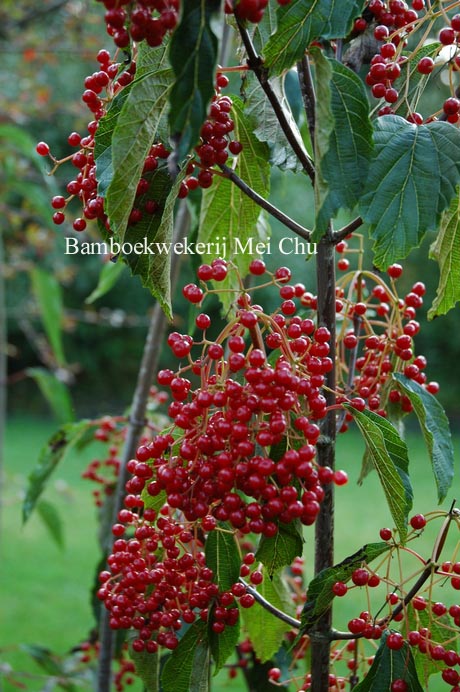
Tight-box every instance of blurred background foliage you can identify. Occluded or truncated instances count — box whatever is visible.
[1,0,460,426]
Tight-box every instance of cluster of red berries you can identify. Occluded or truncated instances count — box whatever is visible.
[332,251,437,426]
[351,0,460,123]
[224,0,291,23]
[179,77,244,197]
[95,0,179,48]
[97,262,351,653]
[36,48,138,232]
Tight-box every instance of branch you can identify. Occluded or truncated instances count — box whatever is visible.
[334,216,364,243]
[239,577,301,629]
[97,202,190,692]
[236,18,316,182]
[297,55,316,148]
[219,164,311,240]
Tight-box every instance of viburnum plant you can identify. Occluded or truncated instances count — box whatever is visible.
[26,0,460,691]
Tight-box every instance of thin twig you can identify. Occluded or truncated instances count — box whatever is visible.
[239,577,301,628]
[235,18,316,181]
[219,164,312,240]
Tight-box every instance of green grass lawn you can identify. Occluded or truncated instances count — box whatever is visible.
[1,417,458,691]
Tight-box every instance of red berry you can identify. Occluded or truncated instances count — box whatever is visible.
[439,27,456,45]
[36,141,50,156]
[417,56,434,75]
[386,632,404,650]
[410,513,426,530]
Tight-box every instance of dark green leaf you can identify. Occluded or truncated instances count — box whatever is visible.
[23,420,93,522]
[393,374,454,503]
[119,167,186,317]
[197,97,270,312]
[26,368,74,424]
[263,0,365,76]
[36,499,65,550]
[30,268,66,366]
[205,525,240,592]
[209,618,240,673]
[359,115,460,269]
[105,46,173,243]
[344,405,412,542]
[299,542,390,631]
[129,636,159,691]
[86,259,126,304]
[241,572,294,662]
[428,190,460,319]
[256,520,304,577]
[161,621,210,692]
[353,631,423,692]
[313,50,373,238]
[169,0,220,159]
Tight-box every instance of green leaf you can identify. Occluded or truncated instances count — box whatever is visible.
[256,520,304,577]
[244,71,307,172]
[353,631,423,692]
[105,47,173,242]
[299,542,390,631]
[30,268,66,366]
[23,420,93,522]
[359,115,460,269]
[209,618,240,674]
[344,406,412,543]
[36,499,65,550]
[407,604,457,685]
[169,0,220,159]
[86,259,126,304]
[393,374,454,503]
[428,189,460,319]
[241,572,294,662]
[197,97,270,312]
[161,621,210,692]
[205,525,241,592]
[313,50,373,238]
[119,167,186,318]
[263,0,365,76]
[26,368,74,424]
[129,636,159,691]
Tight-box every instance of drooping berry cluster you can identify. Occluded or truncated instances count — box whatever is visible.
[97,261,350,653]
[179,76,244,197]
[36,48,138,232]
[331,244,438,426]
[95,0,179,48]
[351,0,460,123]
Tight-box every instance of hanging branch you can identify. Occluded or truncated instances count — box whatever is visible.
[235,18,316,182]
[97,202,190,692]
[239,577,301,629]
[219,164,312,240]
